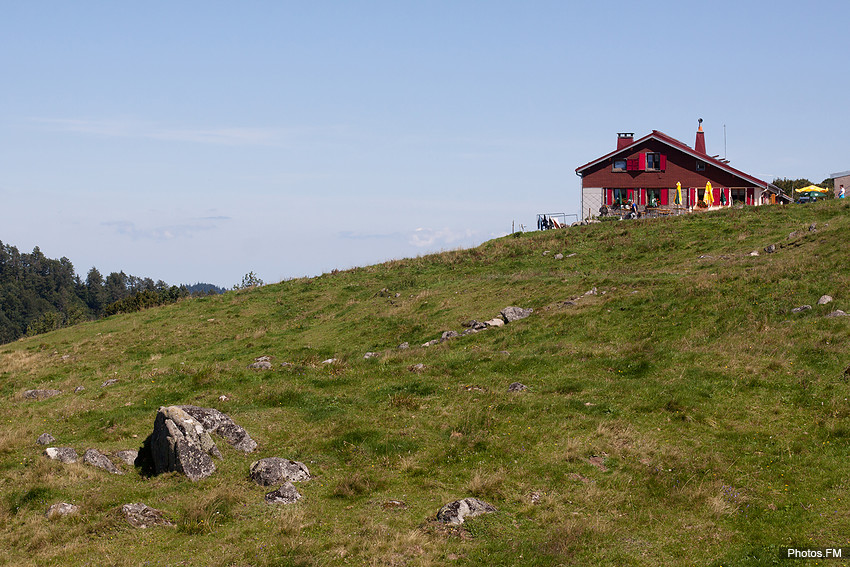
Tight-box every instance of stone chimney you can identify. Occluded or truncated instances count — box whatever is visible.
[694,118,706,154]
[617,132,634,150]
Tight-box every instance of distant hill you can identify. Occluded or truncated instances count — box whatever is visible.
[184,282,226,295]
[2,201,849,565]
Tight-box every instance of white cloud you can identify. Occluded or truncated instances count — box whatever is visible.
[408,227,477,248]
[102,217,228,241]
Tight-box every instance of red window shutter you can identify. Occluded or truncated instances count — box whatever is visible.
[638,153,646,170]
[607,189,613,204]
[660,154,667,171]
[660,189,669,205]
[626,159,637,171]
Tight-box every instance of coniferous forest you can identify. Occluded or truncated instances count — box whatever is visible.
[0,240,223,344]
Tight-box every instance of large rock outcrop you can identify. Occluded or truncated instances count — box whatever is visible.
[179,405,258,453]
[150,406,220,481]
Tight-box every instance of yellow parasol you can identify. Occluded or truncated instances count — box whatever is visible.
[704,181,714,206]
[795,185,829,194]
[675,181,682,205]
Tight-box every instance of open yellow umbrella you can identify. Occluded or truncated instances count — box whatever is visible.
[704,181,715,206]
[795,185,829,194]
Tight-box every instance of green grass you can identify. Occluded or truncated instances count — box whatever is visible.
[1,201,849,565]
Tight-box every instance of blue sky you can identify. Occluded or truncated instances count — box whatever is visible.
[2,1,848,287]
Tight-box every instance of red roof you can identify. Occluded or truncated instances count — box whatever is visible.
[575,130,772,190]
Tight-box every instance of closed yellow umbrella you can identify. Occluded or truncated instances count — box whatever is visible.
[704,181,715,206]
[675,181,682,205]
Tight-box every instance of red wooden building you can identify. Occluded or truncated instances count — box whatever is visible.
[575,123,788,217]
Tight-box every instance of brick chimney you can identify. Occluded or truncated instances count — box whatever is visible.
[617,132,634,150]
[694,118,706,154]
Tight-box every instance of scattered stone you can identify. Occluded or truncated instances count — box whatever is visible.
[265,482,302,505]
[566,253,577,258]
[441,330,460,340]
[764,244,776,254]
[150,406,219,481]
[179,405,258,453]
[409,363,425,372]
[554,253,564,260]
[46,502,79,519]
[484,318,504,328]
[809,223,817,232]
[394,292,401,298]
[218,394,230,402]
[508,382,527,392]
[529,491,542,505]
[421,339,441,347]
[84,449,123,474]
[248,360,273,370]
[818,295,833,305]
[249,457,311,486]
[436,498,497,525]
[561,300,577,307]
[37,433,55,445]
[787,231,800,239]
[101,379,119,388]
[321,358,338,364]
[500,306,533,323]
[376,288,392,297]
[463,385,486,392]
[584,287,598,296]
[122,503,174,528]
[826,310,848,318]
[397,342,410,350]
[462,320,488,331]
[116,450,139,466]
[748,251,759,257]
[44,447,78,464]
[542,250,550,256]
[364,352,380,359]
[23,389,62,400]
[60,354,71,361]
[791,305,812,314]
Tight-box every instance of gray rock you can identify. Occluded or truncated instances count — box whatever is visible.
[791,305,812,313]
[150,406,219,481]
[409,363,425,372]
[37,433,55,445]
[809,223,817,232]
[248,360,273,370]
[178,405,258,453]
[74,386,85,393]
[46,502,79,519]
[508,382,527,392]
[554,253,564,260]
[116,450,139,466]
[436,498,497,525]
[101,379,119,388]
[421,339,441,347]
[748,251,760,257]
[364,352,380,359]
[121,503,173,528]
[441,330,460,340]
[321,358,337,364]
[249,457,311,486]
[397,342,410,350]
[23,389,62,400]
[83,449,123,474]
[500,306,533,323]
[44,447,78,464]
[817,295,833,305]
[542,250,550,256]
[788,231,799,239]
[826,310,848,318]
[764,244,776,254]
[462,320,488,331]
[265,482,302,505]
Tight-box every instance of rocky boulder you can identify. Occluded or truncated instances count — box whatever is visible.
[37,433,55,445]
[83,449,123,475]
[122,503,174,528]
[116,450,139,466]
[46,502,79,519]
[249,457,311,486]
[500,306,533,323]
[508,382,527,392]
[23,389,62,400]
[264,482,302,505]
[436,498,497,525]
[150,406,220,481]
[818,295,834,305]
[44,447,78,464]
[178,405,257,453]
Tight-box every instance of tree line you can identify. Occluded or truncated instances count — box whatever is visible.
[0,241,224,344]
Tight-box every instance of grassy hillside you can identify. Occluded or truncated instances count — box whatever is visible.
[2,202,849,566]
